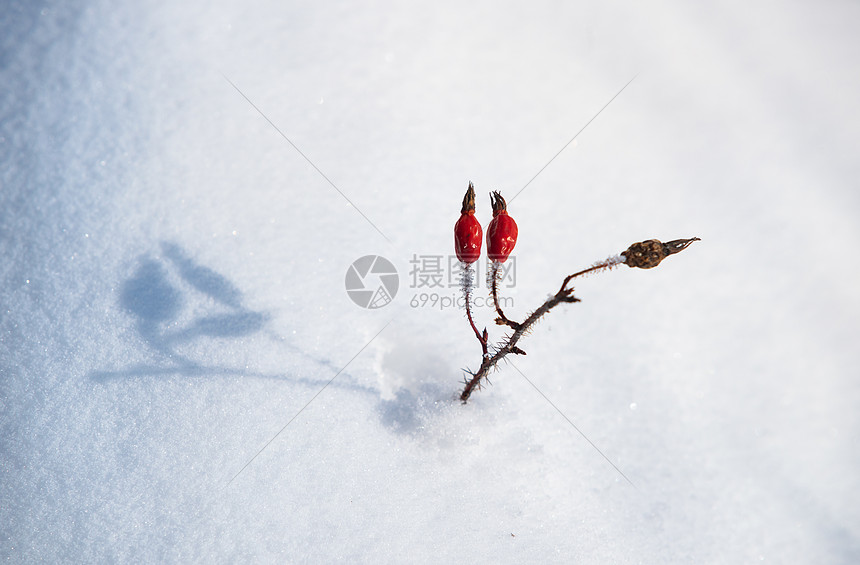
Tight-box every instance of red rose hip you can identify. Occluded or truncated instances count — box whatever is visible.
[486,191,517,262]
[454,183,483,264]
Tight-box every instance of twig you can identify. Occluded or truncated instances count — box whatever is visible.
[490,261,521,330]
[461,262,488,358]
[460,237,699,402]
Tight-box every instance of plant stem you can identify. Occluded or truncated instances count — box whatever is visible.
[459,238,699,402]
[460,286,576,402]
[490,261,521,330]
[461,262,488,357]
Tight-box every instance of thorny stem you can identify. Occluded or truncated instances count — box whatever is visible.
[461,262,488,357]
[557,262,618,294]
[460,287,575,402]
[490,261,521,331]
[460,237,699,403]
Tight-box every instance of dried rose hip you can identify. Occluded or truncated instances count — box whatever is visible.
[486,191,517,263]
[454,182,483,264]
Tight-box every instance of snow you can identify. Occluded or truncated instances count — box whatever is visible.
[3,0,860,562]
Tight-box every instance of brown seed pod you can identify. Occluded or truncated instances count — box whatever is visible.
[623,238,700,269]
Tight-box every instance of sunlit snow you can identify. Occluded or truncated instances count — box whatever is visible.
[3,1,859,562]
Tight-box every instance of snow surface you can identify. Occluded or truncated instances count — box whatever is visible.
[3,0,860,562]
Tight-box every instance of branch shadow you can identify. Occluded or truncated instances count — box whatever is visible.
[90,241,460,443]
[88,241,376,398]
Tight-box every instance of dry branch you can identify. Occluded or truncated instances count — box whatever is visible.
[459,237,700,402]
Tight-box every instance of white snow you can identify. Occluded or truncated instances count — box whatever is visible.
[3,0,859,563]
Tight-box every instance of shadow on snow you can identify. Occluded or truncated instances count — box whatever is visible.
[88,242,375,396]
[88,241,453,439]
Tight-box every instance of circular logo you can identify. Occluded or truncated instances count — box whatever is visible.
[345,255,399,309]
